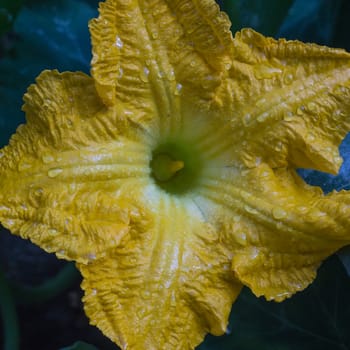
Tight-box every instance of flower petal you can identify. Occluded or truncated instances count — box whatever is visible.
[0,70,152,263]
[79,194,242,349]
[195,163,350,301]
[89,0,234,116]
[228,29,350,174]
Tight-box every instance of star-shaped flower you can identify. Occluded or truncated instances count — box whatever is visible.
[1,0,350,349]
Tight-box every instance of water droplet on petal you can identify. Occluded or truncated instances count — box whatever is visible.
[243,113,251,126]
[174,83,182,95]
[255,157,262,166]
[236,231,247,246]
[117,67,123,78]
[283,73,294,85]
[18,161,32,172]
[115,36,123,48]
[254,65,282,79]
[274,141,283,152]
[255,98,266,108]
[48,168,63,178]
[48,228,58,235]
[140,67,150,82]
[42,154,55,164]
[283,111,294,122]
[306,132,315,142]
[307,101,317,112]
[168,69,175,81]
[257,112,269,122]
[57,249,66,257]
[272,207,287,219]
[225,62,232,70]
[296,105,305,116]
[34,188,43,196]
[86,253,96,261]
[68,183,77,194]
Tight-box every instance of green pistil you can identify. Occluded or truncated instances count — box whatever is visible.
[150,141,202,195]
[151,153,185,182]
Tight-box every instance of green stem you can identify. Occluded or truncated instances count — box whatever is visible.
[11,262,80,305]
[0,267,20,350]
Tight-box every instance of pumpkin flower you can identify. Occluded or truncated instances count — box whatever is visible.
[2,0,350,349]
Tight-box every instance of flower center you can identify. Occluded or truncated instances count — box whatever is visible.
[151,154,184,182]
[150,141,203,195]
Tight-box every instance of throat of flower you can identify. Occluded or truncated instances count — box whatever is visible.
[151,153,185,182]
[149,141,203,195]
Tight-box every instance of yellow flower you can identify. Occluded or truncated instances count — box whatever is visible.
[1,0,350,349]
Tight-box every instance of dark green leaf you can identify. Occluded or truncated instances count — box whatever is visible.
[0,0,96,145]
[278,0,342,45]
[237,0,294,36]
[0,0,25,35]
[199,256,350,350]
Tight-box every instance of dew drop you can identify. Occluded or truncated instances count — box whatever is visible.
[333,156,342,165]
[151,31,158,39]
[48,228,58,235]
[333,109,342,118]
[57,249,66,257]
[254,65,282,79]
[296,105,305,116]
[18,161,32,172]
[283,111,293,122]
[115,36,123,48]
[174,83,182,95]
[255,157,262,166]
[257,112,269,123]
[91,289,97,296]
[274,141,283,152]
[272,207,287,219]
[283,73,294,85]
[307,101,317,112]
[306,132,315,142]
[48,168,63,178]
[243,113,251,126]
[225,62,232,70]
[34,188,43,196]
[236,231,247,246]
[140,67,150,82]
[255,98,266,108]
[117,67,124,78]
[42,154,55,164]
[244,205,257,215]
[68,183,77,194]
[168,69,175,81]
[86,253,96,261]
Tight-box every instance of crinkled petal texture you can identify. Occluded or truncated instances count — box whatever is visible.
[228,29,350,173]
[2,0,350,349]
[0,70,153,263]
[79,199,242,349]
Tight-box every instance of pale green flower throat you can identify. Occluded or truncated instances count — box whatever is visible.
[150,141,203,195]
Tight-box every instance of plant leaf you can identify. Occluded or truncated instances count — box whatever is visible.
[199,255,350,349]
[0,0,96,144]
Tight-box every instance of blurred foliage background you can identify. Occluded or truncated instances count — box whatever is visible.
[1,0,350,349]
